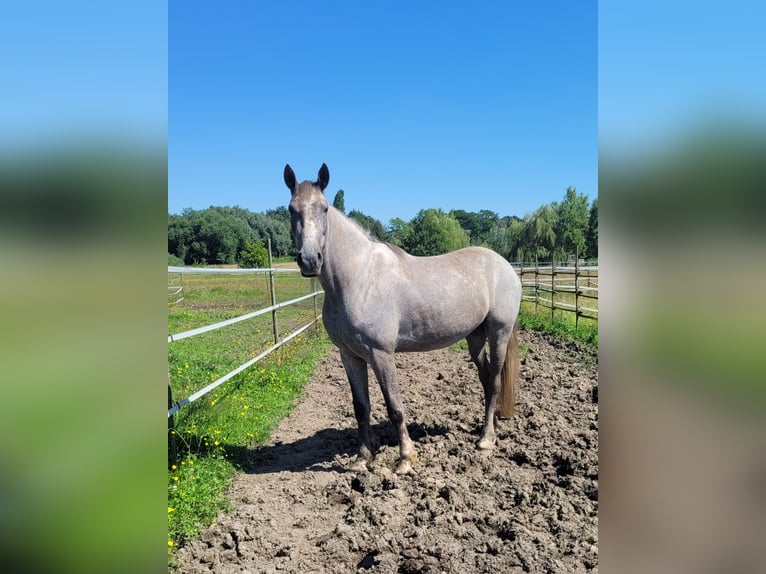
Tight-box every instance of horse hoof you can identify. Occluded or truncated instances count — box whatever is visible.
[348,457,371,473]
[394,459,413,475]
[477,438,495,450]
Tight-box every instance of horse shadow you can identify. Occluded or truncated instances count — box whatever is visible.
[240,420,451,475]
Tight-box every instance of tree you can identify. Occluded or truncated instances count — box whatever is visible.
[248,212,293,257]
[450,209,499,245]
[402,209,470,256]
[519,204,557,262]
[386,217,412,247]
[348,209,386,240]
[169,208,253,265]
[168,213,193,262]
[332,189,346,213]
[238,240,269,268]
[586,197,598,260]
[554,187,589,261]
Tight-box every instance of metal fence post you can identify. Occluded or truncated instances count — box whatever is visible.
[168,373,177,461]
[267,238,279,344]
[311,277,319,332]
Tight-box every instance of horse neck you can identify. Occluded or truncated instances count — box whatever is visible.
[319,207,372,300]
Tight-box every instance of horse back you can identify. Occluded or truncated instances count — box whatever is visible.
[370,245,518,352]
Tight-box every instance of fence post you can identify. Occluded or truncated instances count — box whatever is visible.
[550,256,555,322]
[311,277,319,332]
[168,373,177,461]
[575,246,580,331]
[534,257,539,315]
[267,238,279,344]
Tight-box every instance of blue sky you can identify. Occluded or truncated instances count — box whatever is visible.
[0,2,167,149]
[599,0,766,155]
[169,1,597,224]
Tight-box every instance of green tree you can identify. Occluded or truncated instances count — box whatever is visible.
[168,212,193,262]
[177,208,252,265]
[386,217,412,247]
[522,204,557,262]
[450,209,498,245]
[348,209,386,240]
[402,209,470,256]
[238,240,269,268]
[248,212,293,257]
[332,189,346,213]
[554,187,589,261]
[586,197,598,260]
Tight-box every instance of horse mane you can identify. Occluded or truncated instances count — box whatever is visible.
[335,207,409,259]
[383,242,408,258]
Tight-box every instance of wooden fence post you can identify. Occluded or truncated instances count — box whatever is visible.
[575,246,580,331]
[534,257,539,315]
[267,238,279,345]
[550,256,555,322]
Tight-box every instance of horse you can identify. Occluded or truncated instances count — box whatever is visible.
[284,163,521,474]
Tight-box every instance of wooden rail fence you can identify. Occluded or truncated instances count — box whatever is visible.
[513,259,598,329]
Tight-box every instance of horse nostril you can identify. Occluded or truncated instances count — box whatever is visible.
[316,252,323,265]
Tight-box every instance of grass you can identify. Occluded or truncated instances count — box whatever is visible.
[518,301,598,347]
[448,303,598,353]
[167,270,330,564]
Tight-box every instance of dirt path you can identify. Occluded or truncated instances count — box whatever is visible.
[175,330,598,573]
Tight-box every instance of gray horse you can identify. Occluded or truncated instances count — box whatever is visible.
[284,163,521,474]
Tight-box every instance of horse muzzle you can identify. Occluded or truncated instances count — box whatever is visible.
[296,251,322,277]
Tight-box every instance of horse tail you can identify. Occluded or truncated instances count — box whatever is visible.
[497,322,519,419]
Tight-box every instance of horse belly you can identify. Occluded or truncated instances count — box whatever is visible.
[395,300,485,353]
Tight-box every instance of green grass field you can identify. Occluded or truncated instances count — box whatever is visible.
[167,270,329,561]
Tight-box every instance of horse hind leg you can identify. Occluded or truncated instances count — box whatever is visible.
[466,326,491,392]
[467,325,498,422]
[477,326,513,450]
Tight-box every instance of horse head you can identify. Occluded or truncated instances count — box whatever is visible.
[284,163,330,277]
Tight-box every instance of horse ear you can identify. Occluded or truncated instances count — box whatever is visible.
[316,163,329,192]
[284,164,297,193]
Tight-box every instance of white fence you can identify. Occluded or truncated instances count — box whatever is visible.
[167,266,323,419]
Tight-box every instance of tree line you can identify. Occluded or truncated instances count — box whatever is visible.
[168,187,597,266]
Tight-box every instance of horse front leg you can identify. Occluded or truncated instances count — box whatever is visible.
[339,349,375,472]
[370,351,416,475]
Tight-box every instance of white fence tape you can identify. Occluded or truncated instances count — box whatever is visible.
[168,315,321,418]
[167,265,324,418]
[168,266,301,275]
[167,290,323,343]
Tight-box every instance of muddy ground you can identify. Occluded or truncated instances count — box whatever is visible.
[175,330,598,573]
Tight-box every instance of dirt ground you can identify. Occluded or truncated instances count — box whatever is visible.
[174,330,598,573]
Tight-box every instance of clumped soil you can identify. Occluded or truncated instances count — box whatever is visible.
[175,330,598,573]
